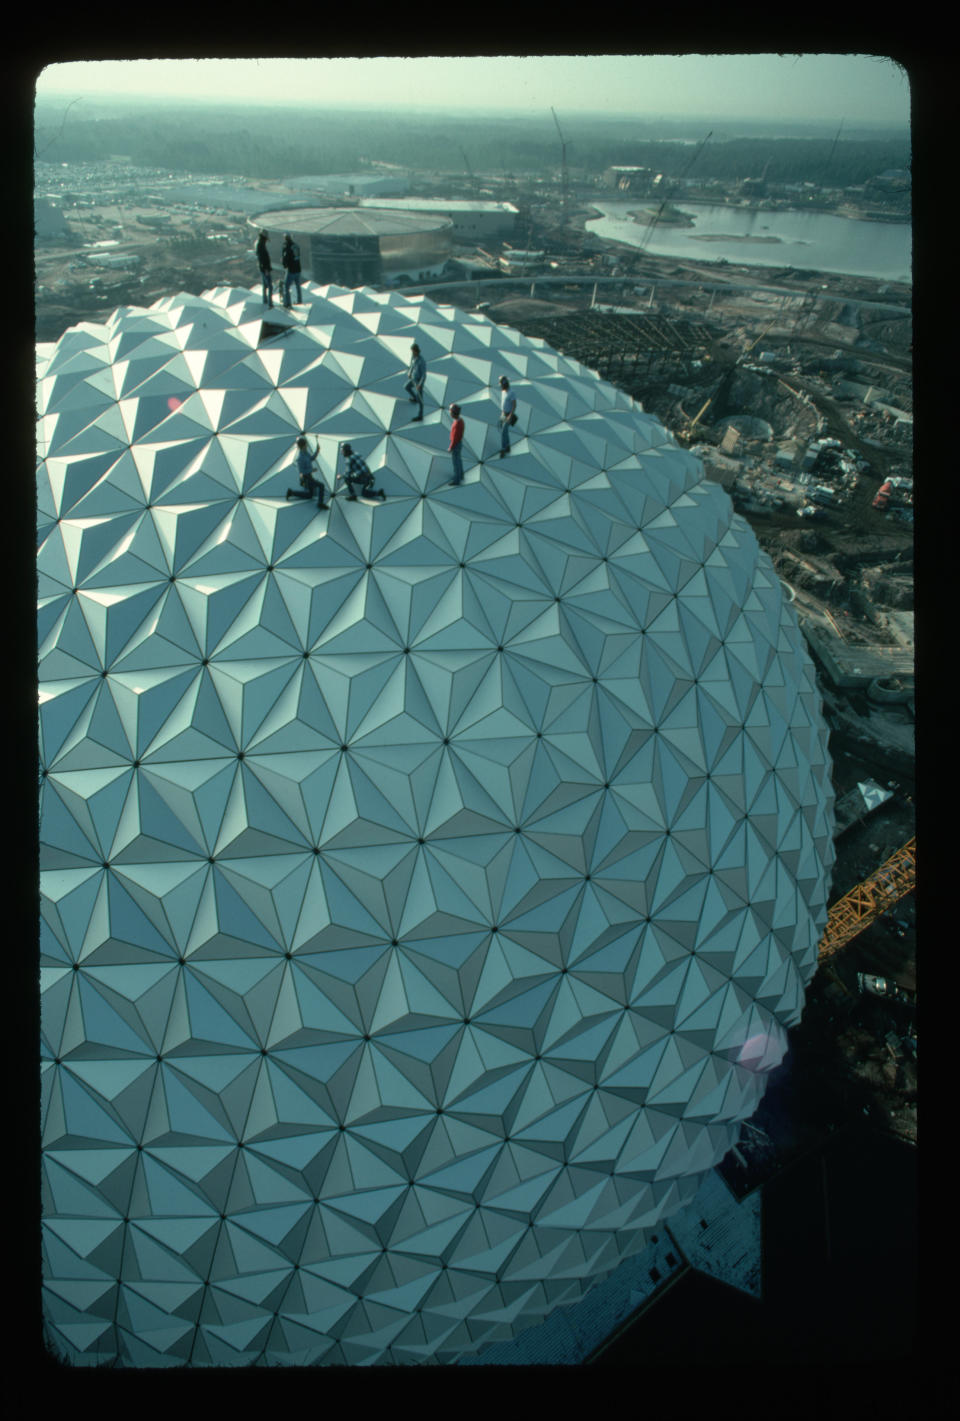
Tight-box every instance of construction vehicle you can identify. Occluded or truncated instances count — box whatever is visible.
[857,973,916,1009]
[818,837,916,960]
[872,476,913,512]
[872,480,894,511]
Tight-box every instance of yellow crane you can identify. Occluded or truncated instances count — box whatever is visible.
[818,836,916,960]
[686,395,715,437]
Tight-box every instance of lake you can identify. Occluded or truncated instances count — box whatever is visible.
[585,200,912,285]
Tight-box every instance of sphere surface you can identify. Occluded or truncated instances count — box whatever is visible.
[38,283,835,1367]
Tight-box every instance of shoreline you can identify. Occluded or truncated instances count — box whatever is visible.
[687,233,787,245]
[578,205,910,290]
[584,199,909,230]
[578,231,911,301]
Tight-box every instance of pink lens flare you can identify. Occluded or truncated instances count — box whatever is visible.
[737,1032,785,1071]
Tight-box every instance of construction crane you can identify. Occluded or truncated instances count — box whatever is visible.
[639,129,712,254]
[819,117,844,192]
[818,837,916,960]
[551,107,570,224]
[459,146,477,198]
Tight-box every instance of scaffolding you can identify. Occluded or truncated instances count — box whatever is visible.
[818,837,916,959]
[510,311,717,387]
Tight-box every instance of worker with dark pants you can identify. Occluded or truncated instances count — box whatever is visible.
[285,436,329,508]
[498,375,517,457]
[341,444,386,502]
[281,233,302,307]
[448,404,465,486]
[404,343,427,422]
[256,230,273,309]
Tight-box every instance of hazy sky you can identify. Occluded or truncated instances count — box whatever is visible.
[36,54,910,127]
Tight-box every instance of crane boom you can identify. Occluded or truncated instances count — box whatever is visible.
[744,315,778,354]
[551,107,569,221]
[688,396,714,434]
[818,837,916,959]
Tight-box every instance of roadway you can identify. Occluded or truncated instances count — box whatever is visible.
[405,271,912,319]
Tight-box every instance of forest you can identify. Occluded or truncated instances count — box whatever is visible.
[34,98,911,188]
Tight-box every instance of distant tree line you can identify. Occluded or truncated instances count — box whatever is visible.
[34,102,910,187]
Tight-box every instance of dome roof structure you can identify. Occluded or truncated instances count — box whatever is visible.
[37,282,835,1368]
[252,206,452,237]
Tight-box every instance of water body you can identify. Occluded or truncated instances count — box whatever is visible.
[586,200,912,285]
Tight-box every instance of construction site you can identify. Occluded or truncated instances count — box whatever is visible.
[34,151,916,1338]
[435,196,917,1176]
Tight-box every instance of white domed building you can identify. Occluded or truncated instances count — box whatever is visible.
[250,208,454,288]
[37,280,835,1367]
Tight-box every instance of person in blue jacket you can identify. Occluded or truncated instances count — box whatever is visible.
[256,230,273,309]
[282,233,302,307]
[404,343,427,421]
[285,436,329,509]
[498,375,517,457]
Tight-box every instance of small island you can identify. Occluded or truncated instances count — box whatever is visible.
[628,204,696,228]
[688,232,785,244]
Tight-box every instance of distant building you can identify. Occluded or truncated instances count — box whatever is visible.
[498,249,545,276]
[870,402,913,427]
[868,169,911,191]
[86,252,140,270]
[34,199,69,240]
[834,380,892,407]
[603,166,653,194]
[360,198,518,243]
[446,255,501,281]
[249,207,453,287]
[283,172,410,199]
[720,426,742,457]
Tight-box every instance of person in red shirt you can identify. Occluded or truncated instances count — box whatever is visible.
[448,403,465,486]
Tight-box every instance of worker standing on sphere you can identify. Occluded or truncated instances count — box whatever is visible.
[281,233,302,308]
[405,343,427,422]
[448,404,465,486]
[256,230,273,309]
[498,375,517,457]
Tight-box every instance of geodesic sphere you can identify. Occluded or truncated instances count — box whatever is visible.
[38,283,835,1367]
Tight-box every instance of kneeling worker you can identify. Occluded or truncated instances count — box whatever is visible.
[341,444,386,502]
[286,435,329,509]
